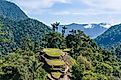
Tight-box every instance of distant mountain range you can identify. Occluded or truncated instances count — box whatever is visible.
[58,23,111,38]
[0,0,28,21]
[95,24,121,49]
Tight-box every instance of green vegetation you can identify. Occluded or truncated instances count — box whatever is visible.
[43,22,66,49]
[51,72,62,79]
[0,16,51,54]
[0,17,121,80]
[0,0,28,21]
[0,1,121,79]
[43,48,63,57]
[1,20,121,80]
[66,30,121,80]
[95,24,121,59]
[0,49,47,80]
[47,59,65,66]
[0,22,16,54]
[63,48,70,52]
[95,24,121,49]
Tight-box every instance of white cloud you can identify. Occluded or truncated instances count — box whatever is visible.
[52,8,121,16]
[8,0,121,16]
[7,0,121,25]
[103,24,111,28]
[9,0,71,10]
[81,0,121,11]
[7,0,72,15]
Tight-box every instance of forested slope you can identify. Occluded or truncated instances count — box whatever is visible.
[0,0,28,21]
[65,30,121,80]
[95,24,121,48]
[0,16,51,54]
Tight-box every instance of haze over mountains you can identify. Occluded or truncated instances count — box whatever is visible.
[58,23,111,38]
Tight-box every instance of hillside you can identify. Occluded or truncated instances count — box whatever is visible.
[0,49,48,80]
[0,0,121,80]
[0,29,121,80]
[95,24,121,48]
[0,0,28,21]
[58,23,110,38]
[16,18,51,50]
[65,30,121,80]
[0,16,51,54]
[0,23,16,54]
[0,0,51,54]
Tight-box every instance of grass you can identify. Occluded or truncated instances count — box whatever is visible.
[63,48,70,52]
[47,59,65,66]
[43,48,64,57]
[51,72,62,79]
[51,68,61,70]
[69,56,77,65]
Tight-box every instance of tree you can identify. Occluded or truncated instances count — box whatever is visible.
[0,49,48,80]
[51,22,60,32]
[21,34,34,51]
[72,64,83,80]
[45,32,63,48]
[69,29,76,35]
[44,22,67,49]
[62,26,67,37]
[29,59,47,80]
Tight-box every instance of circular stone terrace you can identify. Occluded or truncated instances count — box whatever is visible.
[43,48,64,57]
[47,59,65,66]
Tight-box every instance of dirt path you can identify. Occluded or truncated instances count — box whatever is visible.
[64,65,69,73]
[63,74,70,80]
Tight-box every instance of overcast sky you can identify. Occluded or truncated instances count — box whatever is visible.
[7,0,121,26]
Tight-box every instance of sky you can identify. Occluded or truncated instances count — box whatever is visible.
[7,0,121,26]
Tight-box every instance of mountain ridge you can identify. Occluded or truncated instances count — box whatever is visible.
[95,23,121,48]
[58,23,111,38]
[0,0,51,54]
[0,0,28,21]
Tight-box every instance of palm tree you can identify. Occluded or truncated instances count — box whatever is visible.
[69,29,76,35]
[62,26,67,37]
[51,22,60,32]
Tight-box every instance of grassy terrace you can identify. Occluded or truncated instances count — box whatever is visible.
[51,67,64,71]
[63,48,70,52]
[43,48,64,57]
[47,59,65,66]
[51,72,62,79]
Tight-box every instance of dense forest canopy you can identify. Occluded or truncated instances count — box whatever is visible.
[1,21,121,80]
[0,16,51,54]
